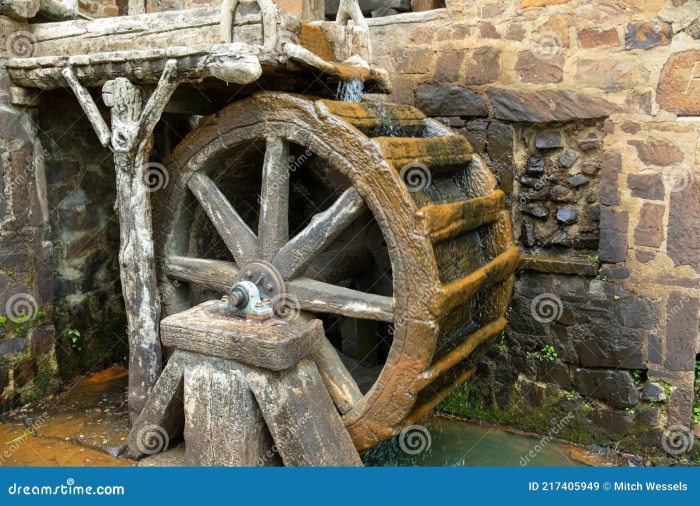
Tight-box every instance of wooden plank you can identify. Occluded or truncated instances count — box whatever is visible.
[247,358,362,466]
[415,190,505,243]
[288,277,394,322]
[258,137,289,261]
[183,357,277,466]
[272,186,365,280]
[434,245,519,318]
[311,337,363,414]
[188,172,258,267]
[160,301,323,370]
[128,351,186,458]
[374,135,473,169]
[416,317,506,390]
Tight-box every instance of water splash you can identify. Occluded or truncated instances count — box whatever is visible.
[336,79,364,103]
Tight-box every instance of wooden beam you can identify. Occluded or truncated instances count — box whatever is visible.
[61,67,111,146]
[164,256,239,293]
[258,137,290,262]
[415,190,505,244]
[311,337,363,415]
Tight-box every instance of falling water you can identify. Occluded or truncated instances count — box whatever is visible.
[336,79,364,103]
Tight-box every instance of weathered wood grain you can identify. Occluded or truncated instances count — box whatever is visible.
[160,300,323,370]
[188,172,258,266]
[311,337,362,414]
[247,358,362,466]
[258,136,289,261]
[272,186,365,279]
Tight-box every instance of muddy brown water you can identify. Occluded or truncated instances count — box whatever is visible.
[0,366,604,467]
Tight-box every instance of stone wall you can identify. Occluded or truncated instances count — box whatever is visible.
[367,0,700,453]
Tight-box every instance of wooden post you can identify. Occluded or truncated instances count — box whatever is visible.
[62,61,180,423]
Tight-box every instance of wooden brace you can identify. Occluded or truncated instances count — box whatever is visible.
[220,0,278,52]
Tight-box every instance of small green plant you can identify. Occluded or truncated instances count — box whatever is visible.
[613,295,620,301]
[595,274,608,281]
[496,331,508,352]
[0,316,6,326]
[695,360,700,380]
[692,406,700,425]
[66,329,82,352]
[631,370,643,383]
[583,254,599,262]
[541,345,557,362]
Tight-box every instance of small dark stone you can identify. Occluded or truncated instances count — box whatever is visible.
[601,151,622,206]
[556,208,579,225]
[636,250,655,263]
[614,296,657,329]
[535,130,563,149]
[577,133,601,151]
[559,149,578,168]
[633,202,665,248]
[576,369,641,408]
[567,174,589,187]
[536,359,572,389]
[642,382,667,402]
[598,267,630,279]
[486,122,514,165]
[549,184,573,201]
[521,222,536,247]
[635,407,661,426]
[520,176,543,188]
[588,206,601,222]
[522,205,549,219]
[576,331,645,369]
[581,161,600,175]
[665,292,699,371]
[526,156,545,175]
[0,337,26,356]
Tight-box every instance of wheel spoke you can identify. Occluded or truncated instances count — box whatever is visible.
[288,277,393,322]
[188,173,258,266]
[258,136,290,261]
[273,187,366,280]
[165,256,239,293]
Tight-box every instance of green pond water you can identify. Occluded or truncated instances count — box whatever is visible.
[363,416,585,467]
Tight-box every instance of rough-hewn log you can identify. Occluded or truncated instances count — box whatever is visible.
[128,351,187,459]
[0,0,40,19]
[61,67,111,146]
[247,358,363,466]
[272,186,365,280]
[160,301,323,371]
[164,256,239,293]
[311,337,362,414]
[184,355,277,466]
[187,172,258,267]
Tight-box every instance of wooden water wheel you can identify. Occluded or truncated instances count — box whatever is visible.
[154,92,518,451]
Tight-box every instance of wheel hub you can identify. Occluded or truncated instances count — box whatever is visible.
[236,260,286,303]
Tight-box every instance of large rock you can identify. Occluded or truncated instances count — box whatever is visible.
[576,369,640,408]
[633,203,665,248]
[664,292,699,372]
[627,173,664,200]
[465,47,501,85]
[416,84,488,117]
[591,409,633,436]
[624,21,672,50]
[578,27,619,48]
[657,50,700,114]
[515,50,564,84]
[488,88,619,122]
[576,331,645,369]
[575,59,650,93]
[628,138,684,166]
[667,178,700,272]
[598,207,628,263]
